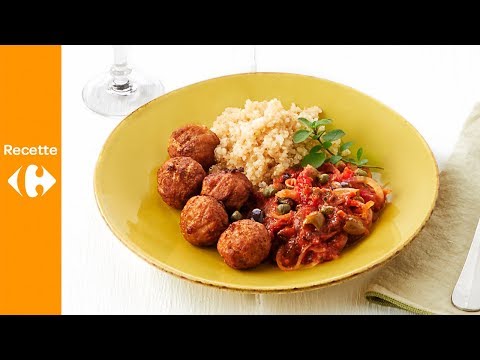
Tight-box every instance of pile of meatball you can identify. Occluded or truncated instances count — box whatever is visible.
[157,125,271,270]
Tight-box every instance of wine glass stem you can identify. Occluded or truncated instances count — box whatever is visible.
[250,45,257,72]
[110,45,135,93]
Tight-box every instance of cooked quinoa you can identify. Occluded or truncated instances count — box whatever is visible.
[211,99,349,188]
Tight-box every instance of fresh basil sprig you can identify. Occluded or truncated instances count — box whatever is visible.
[293,117,382,169]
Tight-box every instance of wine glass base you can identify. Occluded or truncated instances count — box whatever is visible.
[82,69,165,117]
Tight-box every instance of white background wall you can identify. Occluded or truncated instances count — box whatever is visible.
[62,45,480,314]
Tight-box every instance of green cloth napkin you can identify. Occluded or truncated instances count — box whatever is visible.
[365,104,480,315]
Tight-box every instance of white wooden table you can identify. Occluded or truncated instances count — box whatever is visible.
[62,45,480,314]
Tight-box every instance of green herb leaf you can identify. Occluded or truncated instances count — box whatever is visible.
[329,155,342,164]
[298,118,313,129]
[357,147,363,161]
[301,152,326,168]
[311,118,332,129]
[317,118,333,126]
[293,130,311,143]
[339,141,353,153]
[323,129,346,142]
[309,145,323,154]
[294,115,381,171]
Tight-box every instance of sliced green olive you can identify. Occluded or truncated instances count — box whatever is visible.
[303,211,325,230]
[277,203,291,215]
[318,173,329,185]
[262,185,277,198]
[321,205,335,215]
[355,169,368,176]
[230,211,243,222]
[343,217,366,235]
[304,165,320,179]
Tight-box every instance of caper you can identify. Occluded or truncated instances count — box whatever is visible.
[277,203,291,215]
[230,210,243,222]
[262,185,277,198]
[318,173,329,185]
[321,205,335,215]
[355,169,368,176]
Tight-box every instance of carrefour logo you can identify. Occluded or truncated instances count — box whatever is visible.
[8,165,56,198]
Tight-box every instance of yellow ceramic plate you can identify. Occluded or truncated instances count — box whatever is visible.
[94,73,439,292]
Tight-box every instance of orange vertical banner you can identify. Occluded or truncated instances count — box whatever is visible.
[0,46,61,314]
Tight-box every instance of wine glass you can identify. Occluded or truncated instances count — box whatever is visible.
[82,45,165,117]
[249,45,257,72]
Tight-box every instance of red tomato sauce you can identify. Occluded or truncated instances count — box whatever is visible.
[259,163,387,271]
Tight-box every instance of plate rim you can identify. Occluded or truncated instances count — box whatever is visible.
[93,72,440,293]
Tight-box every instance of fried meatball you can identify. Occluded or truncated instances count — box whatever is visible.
[217,219,271,270]
[168,125,220,169]
[201,170,253,211]
[157,157,206,209]
[180,196,229,247]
